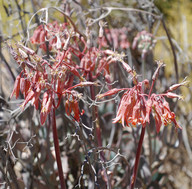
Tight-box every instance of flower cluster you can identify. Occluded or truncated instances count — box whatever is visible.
[9,42,81,125]
[80,47,117,83]
[30,21,69,51]
[100,27,130,49]
[10,20,184,134]
[112,80,149,127]
[8,14,187,189]
[132,30,156,59]
[151,94,180,133]
[9,21,123,125]
[97,62,184,133]
[65,92,82,122]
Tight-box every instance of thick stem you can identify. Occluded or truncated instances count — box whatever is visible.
[129,126,146,189]
[51,108,66,189]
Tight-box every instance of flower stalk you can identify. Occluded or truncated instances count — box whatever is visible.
[50,108,66,189]
[129,126,146,189]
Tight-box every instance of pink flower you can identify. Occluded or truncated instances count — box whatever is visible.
[98,77,183,133]
[96,88,126,99]
[132,30,156,59]
[167,79,189,92]
[40,92,53,125]
[112,82,147,127]
[30,21,68,51]
[151,94,182,133]
[80,47,115,82]
[10,75,21,99]
[65,95,80,122]
[100,27,130,49]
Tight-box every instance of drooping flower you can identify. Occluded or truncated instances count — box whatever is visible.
[100,27,130,49]
[30,22,68,51]
[20,78,30,97]
[30,21,82,52]
[40,92,52,125]
[9,39,90,125]
[65,92,81,122]
[96,88,126,99]
[10,75,21,99]
[80,47,113,82]
[167,78,189,92]
[98,74,183,133]
[112,81,148,127]
[151,94,182,133]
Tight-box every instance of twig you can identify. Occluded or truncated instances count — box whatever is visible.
[161,18,179,82]
[0,49,16,82]
[87,7,161,26]
[26,6,86,44]
[14,0,27,37]
[0,148,20,189]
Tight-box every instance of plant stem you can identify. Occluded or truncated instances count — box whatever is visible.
[51,108,66,189]
[129,126,146,189]
[149,79,155,97]
[89,72,102,147]
[89,72,111,188]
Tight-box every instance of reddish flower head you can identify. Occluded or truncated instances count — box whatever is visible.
[151,94,182,133]
[65,92,81,122]
[40,92,53,125]
[98,74,183,133]
[10,75,21,99]
[112,81,147,127]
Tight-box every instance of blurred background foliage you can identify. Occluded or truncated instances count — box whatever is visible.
[0,0,192,189]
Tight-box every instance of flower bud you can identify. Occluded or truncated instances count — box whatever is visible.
[152,61,165,81]
[96,88,126,99]
[167,78,189,92]
[19,48,28,59]
[164,92,183,100]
